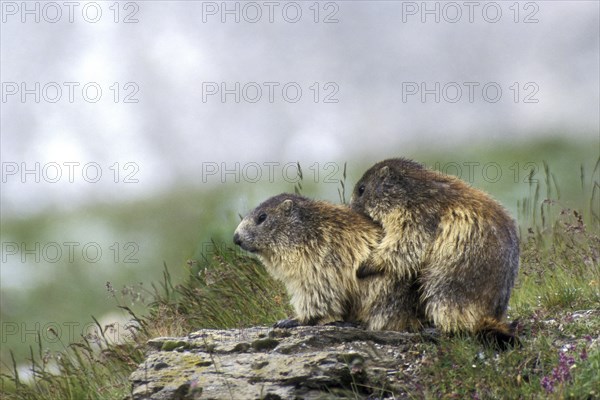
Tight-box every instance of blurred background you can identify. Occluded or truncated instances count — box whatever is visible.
[1,1,598,369]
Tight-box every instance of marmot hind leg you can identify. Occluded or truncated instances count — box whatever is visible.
[361,277,427,331]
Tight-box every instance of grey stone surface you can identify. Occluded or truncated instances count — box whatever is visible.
[129,326,436,399]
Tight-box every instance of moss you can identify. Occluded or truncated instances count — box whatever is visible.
[160,340,189,352]
[251,338,280,352]
[232,342,251,353]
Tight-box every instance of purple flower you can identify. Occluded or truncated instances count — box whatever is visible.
[541,376,554,393]
[541,349,578,393]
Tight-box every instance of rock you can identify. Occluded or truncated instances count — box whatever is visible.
[129,326,436,399]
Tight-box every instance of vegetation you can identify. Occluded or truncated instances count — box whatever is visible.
[416,179,600,398]
[1,141,598,399]
[0,253,292,399]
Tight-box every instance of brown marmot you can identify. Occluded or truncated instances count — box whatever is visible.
[233,193,424,329]
[350,158,520,346]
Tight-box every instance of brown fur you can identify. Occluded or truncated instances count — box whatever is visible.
[358,274,426,331]
[351,158,520,345]
[233,193,387,326]
[233,193,424,330]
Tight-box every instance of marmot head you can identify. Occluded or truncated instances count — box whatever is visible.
[233,193,310,258]
[350,158,434,219]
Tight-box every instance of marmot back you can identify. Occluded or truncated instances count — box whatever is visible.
[351,158,520,347]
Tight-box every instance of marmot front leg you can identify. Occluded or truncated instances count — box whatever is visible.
[356,258,380,279]
[356,249,388,279]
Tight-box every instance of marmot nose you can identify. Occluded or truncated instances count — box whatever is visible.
[233,232,242,246]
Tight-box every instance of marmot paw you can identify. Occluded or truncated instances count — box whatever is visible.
[273,318,301,329]
[324,321,360,328]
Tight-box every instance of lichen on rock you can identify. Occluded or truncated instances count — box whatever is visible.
[129,326,436,399]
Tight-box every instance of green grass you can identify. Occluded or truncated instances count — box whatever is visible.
[144,245,292,337]
[1,318,145,398]
[1,138,595,366]
[1,139,599,399]
[417,329,599,399]
[0,249,292,399]
[416,197,599,399]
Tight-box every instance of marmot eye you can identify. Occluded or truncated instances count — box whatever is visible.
[358,185,365,196]
[256,213,267,225]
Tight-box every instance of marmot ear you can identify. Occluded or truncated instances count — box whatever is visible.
[280,199,293,212]
[377,165,390,179]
